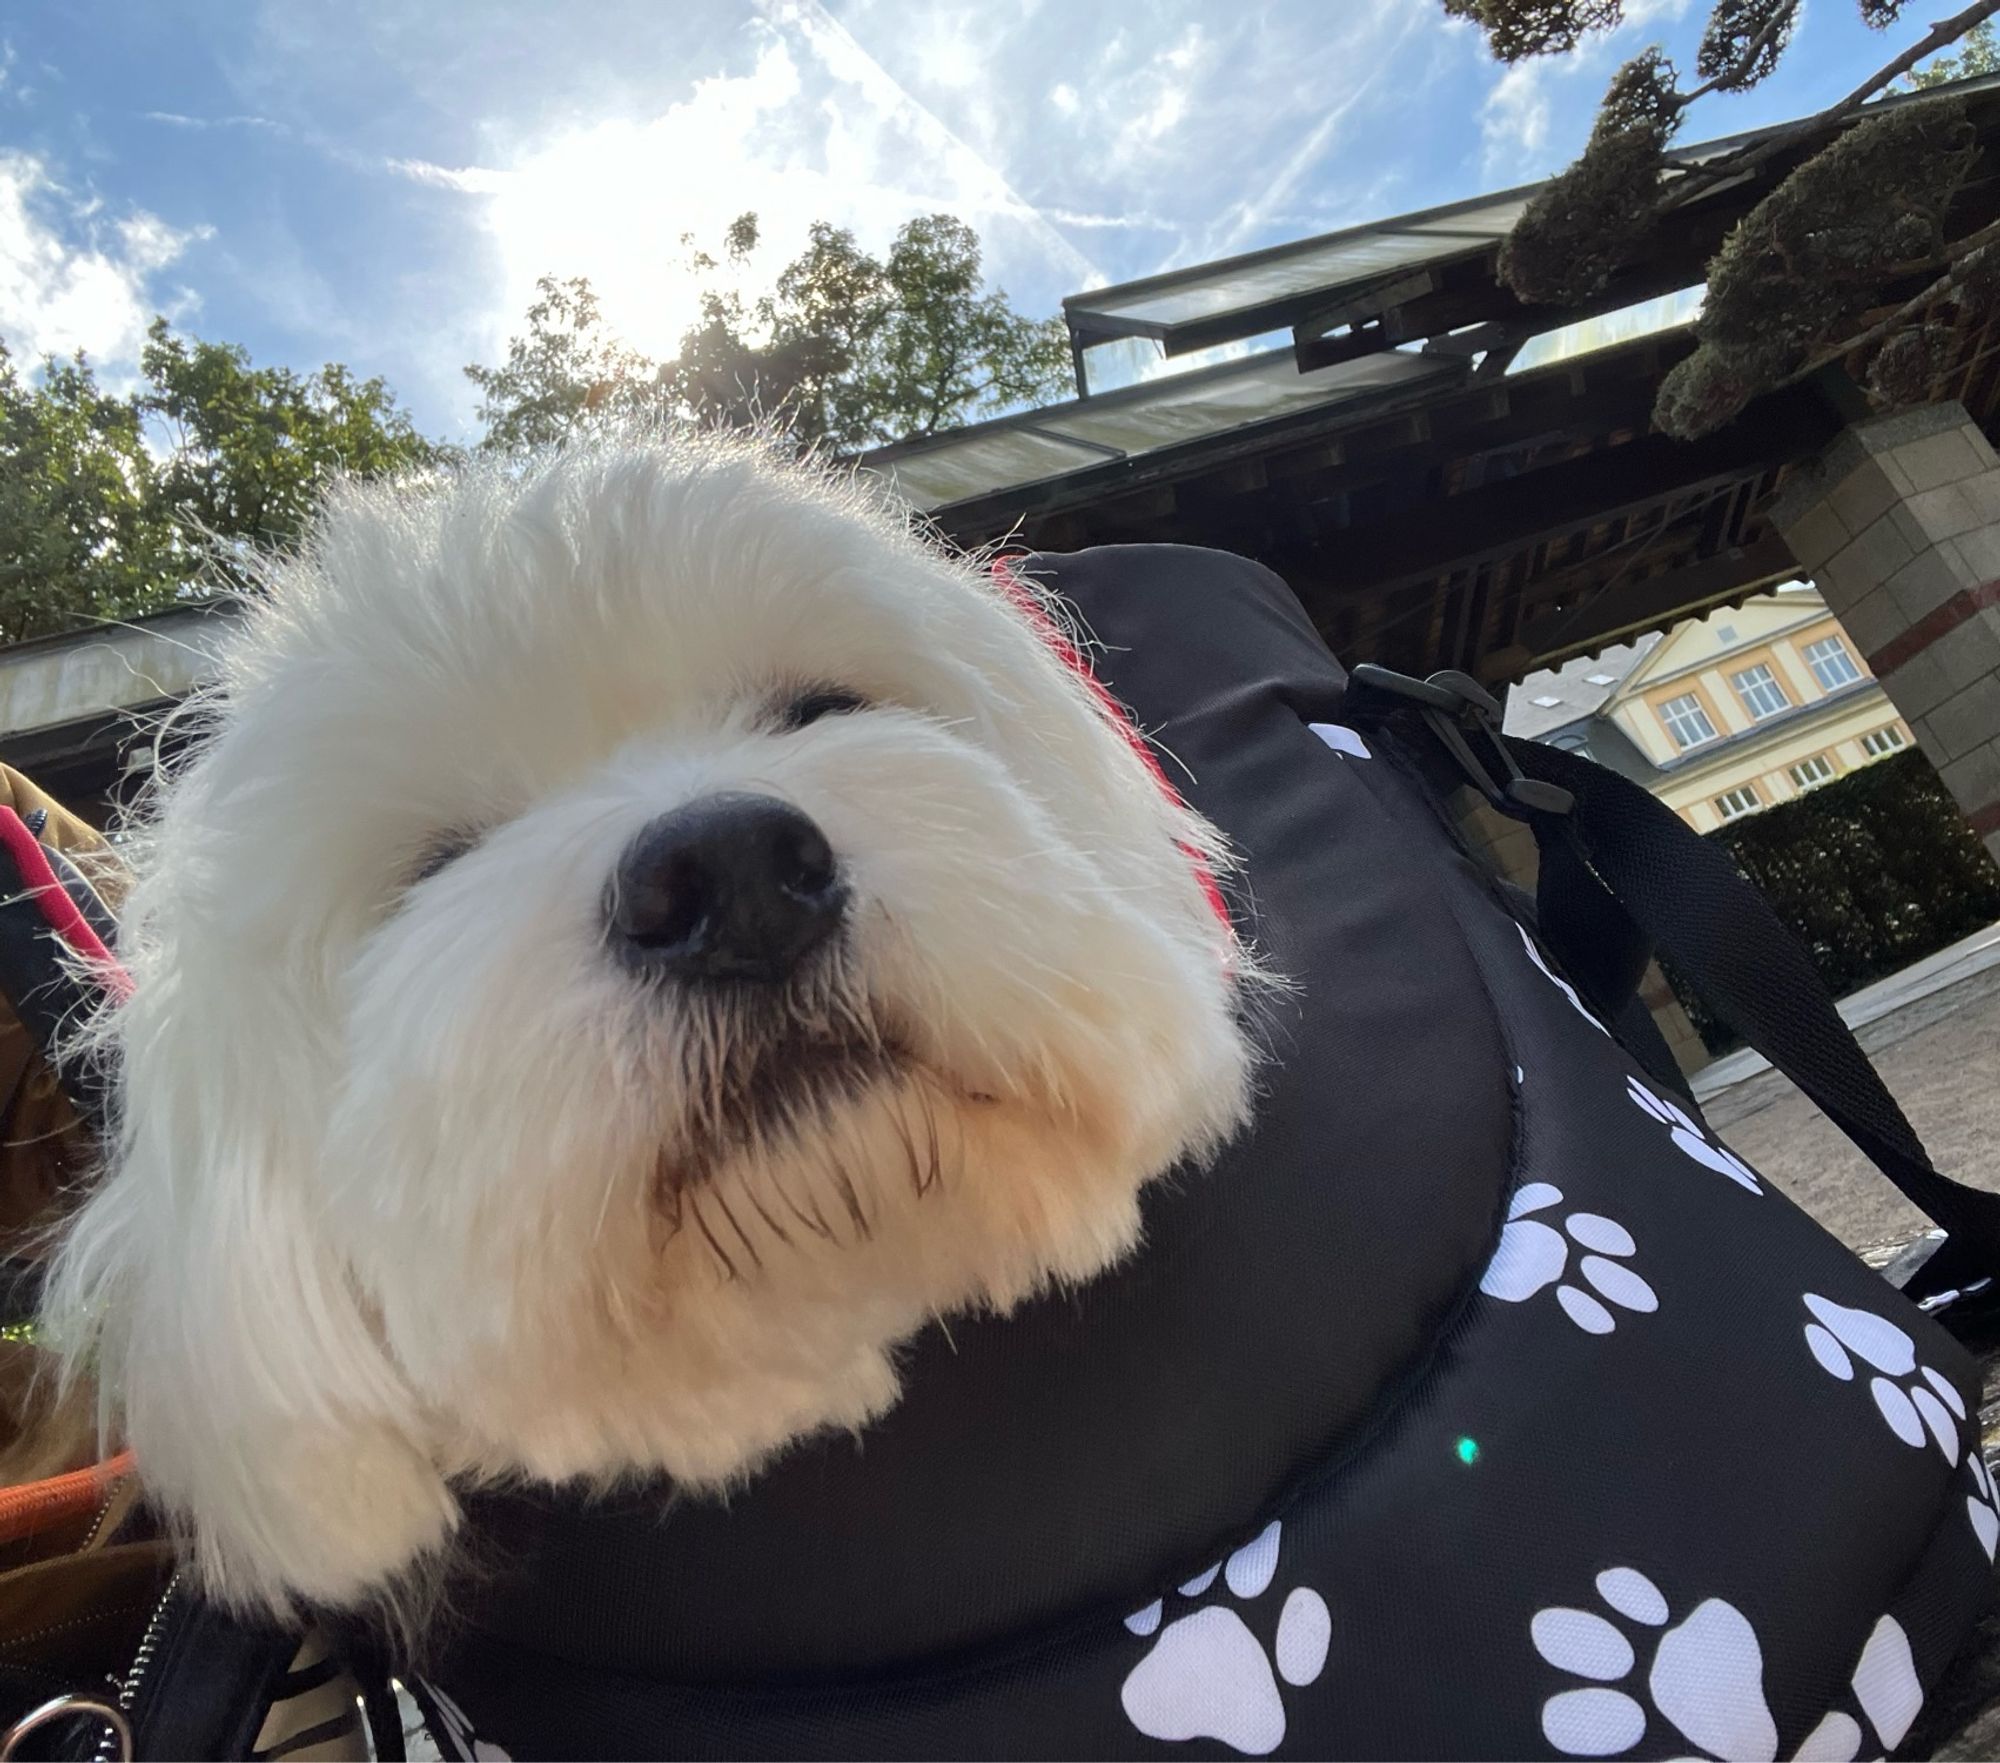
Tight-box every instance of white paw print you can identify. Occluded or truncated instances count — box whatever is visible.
[1120,1520,1331,1757]
[1480,1183,1659,1334]
[1801,1292,1967,1463]
[1308,722,1371,759]
[1535,1568,1922,1760]
[1518,925,1608,1034]
[1967,1455,1999,1561]
[1627,1076,1761,1193]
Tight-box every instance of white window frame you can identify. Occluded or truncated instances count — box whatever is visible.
[1802,636,1862,691]
[1731,663,1792,721]
[1714,786,1761,821]
[1789,754,1837,790]
[1861,725,1907,758]
[1658,692,1718,750]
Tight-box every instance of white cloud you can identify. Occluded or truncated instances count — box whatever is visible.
[1050,81,1080,115]
[1481,60,1557,178]
[384,157,507,195]
[406,0,1102,369]
[0,153,208,370]
[142,111,283,132]
[1473,0,1700,182]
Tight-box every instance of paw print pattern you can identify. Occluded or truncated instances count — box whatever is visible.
[1801,1292,1967,1464]
[1517,925,1608,1034]
[1308,722,1371,759]
[1120,1520,1331,1756]
[1968,1456,1999,1562]
[1627,1076,1761,1193]
[1534,1570,1922,1760]
[1480,1183,1659,1334]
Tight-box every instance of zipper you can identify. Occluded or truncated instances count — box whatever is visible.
[95,1571,178,1761]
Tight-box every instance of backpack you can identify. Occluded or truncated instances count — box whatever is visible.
[15,547,2000,1760]
[396,544,1999,1760]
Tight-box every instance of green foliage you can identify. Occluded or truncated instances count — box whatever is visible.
[0,207,1056,644]
[1457,0,1995,436]
[141,319,444,567]
[462,276,665,455]
[1908,16,2000,86]
[1442,0,1624,60]
[1866,321,1959,402]
[0,345,179,643]
[1498,53,1679,305]
[1655,100,1977,437]
[0,321,441,640]
[467,212,1072,455]
[1697,0,1799,91]
[1663,748,2000,1052]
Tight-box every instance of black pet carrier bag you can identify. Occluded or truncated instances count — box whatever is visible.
[14,544,2000,1760]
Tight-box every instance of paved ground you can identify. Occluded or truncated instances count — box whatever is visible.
[1699,924,2000,1253]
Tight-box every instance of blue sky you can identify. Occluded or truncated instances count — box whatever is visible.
[0,0,1942,441]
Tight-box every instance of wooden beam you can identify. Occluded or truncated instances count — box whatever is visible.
[1313,382,1840,595]
[1487,531,1799,680]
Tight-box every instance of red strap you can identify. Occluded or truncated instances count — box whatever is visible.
[0,807,133,1000]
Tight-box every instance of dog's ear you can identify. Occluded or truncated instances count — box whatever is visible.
[41,907,458,1616]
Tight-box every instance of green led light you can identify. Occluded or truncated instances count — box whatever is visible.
[1455,1436,1480,1466]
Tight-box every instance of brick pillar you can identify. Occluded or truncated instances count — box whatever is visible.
[1452,787,1709,1075]
[1770,401,2000,865]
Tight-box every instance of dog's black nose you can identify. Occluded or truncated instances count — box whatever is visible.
[609,793,845,983]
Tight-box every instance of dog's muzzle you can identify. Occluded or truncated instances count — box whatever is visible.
[607,792,847,985]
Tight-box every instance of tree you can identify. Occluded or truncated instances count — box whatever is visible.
[1909,16,2000,85]
[467,212,1073,455]
[141,319,444,565]
[1452,0,2000,438]
[0,344,178,643]
[463,276,666,455]
[0,322,444,641]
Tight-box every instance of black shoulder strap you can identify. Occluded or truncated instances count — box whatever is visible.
[1344,666,2000,1319]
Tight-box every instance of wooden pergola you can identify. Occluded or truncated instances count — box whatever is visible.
[860,72,2000,688]
[11,74,2000,818]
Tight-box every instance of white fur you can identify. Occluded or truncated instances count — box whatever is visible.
[43,433,1255,1615]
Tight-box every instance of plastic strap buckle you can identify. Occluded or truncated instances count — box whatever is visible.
[1347,664,1574,818]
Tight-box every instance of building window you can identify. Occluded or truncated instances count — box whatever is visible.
[1715,786,1761,820]
[1659,693,1718,750]
[1803,636,1862,691]
[1790,754,1837,790]
[1731,663,1792,721]
[1862,725,1908,758]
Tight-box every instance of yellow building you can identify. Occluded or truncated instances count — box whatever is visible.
[1504,584,1915,832]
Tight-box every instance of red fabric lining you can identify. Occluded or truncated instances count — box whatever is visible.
[0,807,133,1001]
[990,559,1232,932]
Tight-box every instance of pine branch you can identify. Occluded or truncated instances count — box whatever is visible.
[1788,214,2000,385]
[1664,0,2000,210]
[1678,0,1801,106]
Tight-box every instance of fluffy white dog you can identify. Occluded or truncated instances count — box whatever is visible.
[44,434,1256,1617]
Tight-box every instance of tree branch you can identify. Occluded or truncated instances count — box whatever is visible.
[1664,0,2000,210]
[1789,215,2000,386]
[1676,0,1801,108]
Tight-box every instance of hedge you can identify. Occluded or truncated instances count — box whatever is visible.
[1661,748,2000,1054]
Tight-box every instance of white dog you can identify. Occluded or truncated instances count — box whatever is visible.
[44,434,1257,1618]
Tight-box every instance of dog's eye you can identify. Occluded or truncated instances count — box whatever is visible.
[409,833,478,889]
[778,688,869,730]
